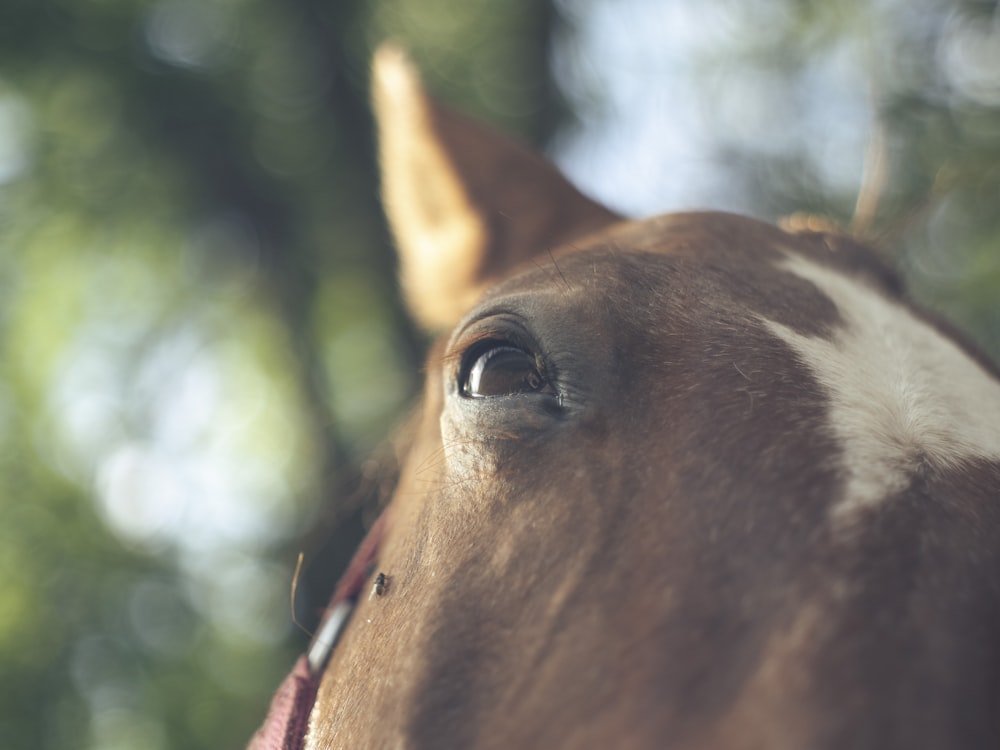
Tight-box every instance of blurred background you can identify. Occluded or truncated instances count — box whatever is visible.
[1,0,998,747]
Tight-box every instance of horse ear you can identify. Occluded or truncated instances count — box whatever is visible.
[372,44,621,331]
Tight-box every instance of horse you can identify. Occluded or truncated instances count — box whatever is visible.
[248,45,1000,750]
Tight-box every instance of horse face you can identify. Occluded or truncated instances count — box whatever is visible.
[290,47,1000,750]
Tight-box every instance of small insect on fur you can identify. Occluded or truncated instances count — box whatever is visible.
[369,571,389,601]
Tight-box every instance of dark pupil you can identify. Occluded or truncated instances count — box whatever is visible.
[465,346,543,398]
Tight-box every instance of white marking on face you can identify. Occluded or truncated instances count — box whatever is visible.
[762,253,1000,518]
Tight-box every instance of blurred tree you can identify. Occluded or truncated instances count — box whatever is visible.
[0,0,555,748]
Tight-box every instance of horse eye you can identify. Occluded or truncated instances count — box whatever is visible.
[461,345,549,398]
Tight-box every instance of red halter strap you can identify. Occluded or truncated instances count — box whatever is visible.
[246,511,389,750]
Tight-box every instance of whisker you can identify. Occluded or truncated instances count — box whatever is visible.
[546,249,571,292]
[290,551,314,638]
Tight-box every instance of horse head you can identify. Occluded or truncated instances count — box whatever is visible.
[252,45,1000,750]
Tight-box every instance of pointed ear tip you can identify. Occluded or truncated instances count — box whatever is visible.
[372,42,421,102]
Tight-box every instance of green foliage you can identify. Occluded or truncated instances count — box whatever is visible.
[0,1,551,747]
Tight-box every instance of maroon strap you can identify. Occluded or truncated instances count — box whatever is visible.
[245,511,389,750]
[323,511,388,621]
[246,656,317,750]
